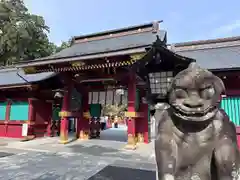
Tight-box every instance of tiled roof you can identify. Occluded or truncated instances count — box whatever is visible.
[16,21,167,67]
[73,21,163,41]
[48,30,166,60]
[171,36,240,70]
[0,67,56,87]
[173,36,240,47]
[176,46,240,70]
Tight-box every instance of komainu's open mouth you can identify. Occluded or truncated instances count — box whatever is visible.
[172,105,217,121]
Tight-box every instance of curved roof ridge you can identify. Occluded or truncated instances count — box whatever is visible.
[173,36,240,47]
[0,67,18,73]
[73,20,163,41]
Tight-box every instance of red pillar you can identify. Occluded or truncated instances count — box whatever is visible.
[5,100,11,137]
[142,103,149,143]
[135,103,149,144]
[27,98,35,139]
[76,108,81,139]
[136,87,149,144]
[78,90,90,140]
[60,84,72,144]
[236,127,240,149]
[46,100,54,137]
[126,73,137,149]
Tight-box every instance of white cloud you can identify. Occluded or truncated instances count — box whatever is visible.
[55,41,62,46]
[211,20,240,36]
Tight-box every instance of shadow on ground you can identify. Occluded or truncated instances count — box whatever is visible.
[32,173,61,180]
[99,127,128,142]
[88,165,155,180]
[68,144,119,156]
[0,152,14,158]
[67,127,129,157]
[67,144,142,160]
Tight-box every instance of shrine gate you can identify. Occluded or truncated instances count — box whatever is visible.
[16,21,193,149]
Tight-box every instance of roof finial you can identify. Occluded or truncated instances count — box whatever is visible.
[152,21,159,33]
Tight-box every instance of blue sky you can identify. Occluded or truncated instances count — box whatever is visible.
[24,0,240,45]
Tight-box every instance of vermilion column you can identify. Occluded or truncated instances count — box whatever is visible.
[126,73,137,149]
[46,100,54,137]
[60,84,72,144]
[142,103,149,143]
[5,100,11,136]
[79,90,90,140]
[76,106,81,139]
[27,98,35,139]
[136,88,149,144]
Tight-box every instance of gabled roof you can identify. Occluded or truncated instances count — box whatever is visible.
[170,36,240,70]
[49,30,166,60]
[16,21,167,68]
[133,39,194,82]
[173,36,240,47]
[0,67,56,87]
[175,46,240,70]
[73,21,163,41]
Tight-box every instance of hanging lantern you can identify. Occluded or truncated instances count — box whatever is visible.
[54,92,63,99]
[147,71,173,96]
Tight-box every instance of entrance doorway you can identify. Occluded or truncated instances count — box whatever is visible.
[99,117,128,142]
[89,103,128,143]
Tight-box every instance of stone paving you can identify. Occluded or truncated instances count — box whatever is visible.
[5,127,155,162]
[0,150,156,180]
[0,128,156,179]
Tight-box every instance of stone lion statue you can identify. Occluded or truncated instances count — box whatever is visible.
[155,62,240,180]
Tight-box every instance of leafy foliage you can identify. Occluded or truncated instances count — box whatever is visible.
[55,38,72,53]
[0,0,57,65]
[102,103,127,118]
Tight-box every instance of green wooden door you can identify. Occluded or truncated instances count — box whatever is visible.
[220,97,240,126]
[0,102,7,120]
[135,89,140,112]
[52,107,61,121]
[90,104,101,117]
[9,101,29,121]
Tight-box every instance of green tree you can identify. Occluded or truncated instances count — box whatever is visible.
[55,38,72,53]
[102,104,127,118]
[0,0,55,65]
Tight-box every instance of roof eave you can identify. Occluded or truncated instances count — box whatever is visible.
[210,68,240,72]
[173,36,240,47]
[132,40,195,72]
[153,39,195,63]
[0,83,33,90]
[73,20,163,41]
[16,46,151,68]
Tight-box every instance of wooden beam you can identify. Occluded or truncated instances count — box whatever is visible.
[213,71,240,77]
[0,84,33,90]
[73,68,129,83]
